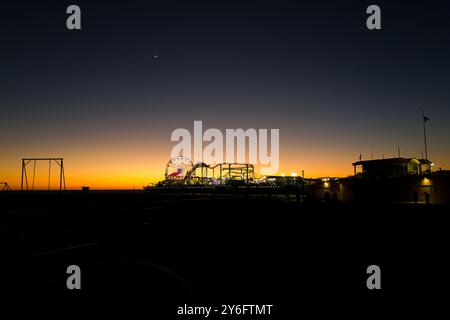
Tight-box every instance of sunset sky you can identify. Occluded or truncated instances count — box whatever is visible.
[1,0,450,189]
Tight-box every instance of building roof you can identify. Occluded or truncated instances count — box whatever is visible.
[352,157,431,166]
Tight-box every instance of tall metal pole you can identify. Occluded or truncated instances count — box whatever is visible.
[62,159,66,190]
[59,159,63,191]
[423,112,430,172]
[423,117,428,162]
[32,160,36,190]
[23,160,29,191]
[48,159,51,190]
[21,159,24,191]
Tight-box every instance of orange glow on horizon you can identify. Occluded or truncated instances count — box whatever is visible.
[0,156,355,190]
[1,134,449,190]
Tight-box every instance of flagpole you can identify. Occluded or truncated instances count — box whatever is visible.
[422,111,429,172]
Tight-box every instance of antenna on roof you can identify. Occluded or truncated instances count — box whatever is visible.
[370,144,373,160]
[397,145,401,158]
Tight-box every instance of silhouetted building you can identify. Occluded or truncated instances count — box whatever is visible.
[340,157,450,204]
[352,158,431,177]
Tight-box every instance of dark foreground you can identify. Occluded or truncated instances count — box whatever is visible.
[0,191,448,316]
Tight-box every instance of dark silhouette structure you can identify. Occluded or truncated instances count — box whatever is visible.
[21,158,66,191]
[352,157,431,177]
[162,156,255,186]
[423,113,431,173]
[0,182,10,191]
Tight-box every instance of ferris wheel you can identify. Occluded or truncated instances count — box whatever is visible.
[165,156,193,180]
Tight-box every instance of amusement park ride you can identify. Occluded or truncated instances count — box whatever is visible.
[160,156,256,187]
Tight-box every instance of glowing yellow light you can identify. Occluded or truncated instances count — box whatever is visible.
[281,173,285,177]
[291,172,297,177]
[324,182,330,188]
